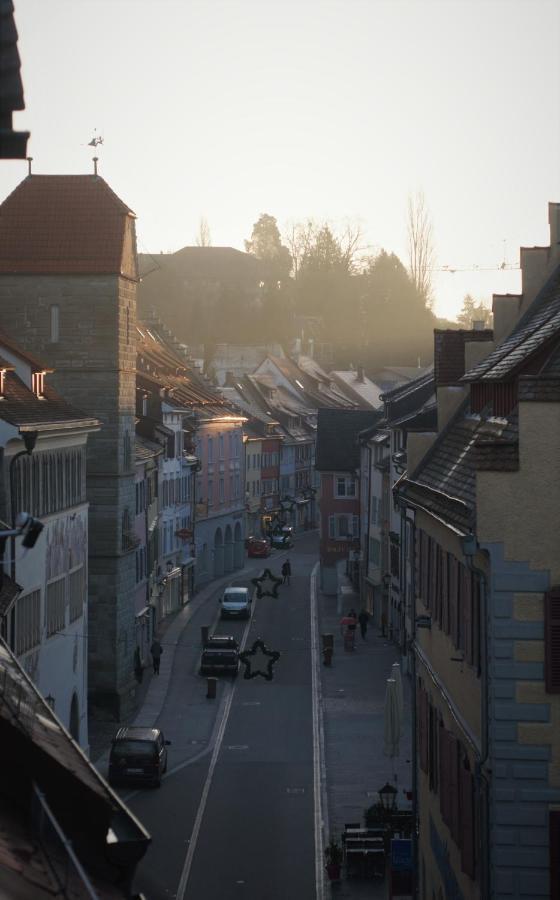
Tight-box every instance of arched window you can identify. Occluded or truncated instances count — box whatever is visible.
[50,305,60,343]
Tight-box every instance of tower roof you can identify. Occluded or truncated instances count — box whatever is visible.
[0,174,136,275]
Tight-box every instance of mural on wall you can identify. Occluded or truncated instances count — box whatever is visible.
[46,514,87,582]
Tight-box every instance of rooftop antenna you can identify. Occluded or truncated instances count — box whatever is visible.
[87,129,103,148]
[26,157,32,176]
[93,157,99,176]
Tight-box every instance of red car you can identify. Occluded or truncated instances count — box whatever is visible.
[247,537,270,558]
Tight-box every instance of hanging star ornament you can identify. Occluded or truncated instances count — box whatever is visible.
[251,568,283,599]
[239,639,281,681]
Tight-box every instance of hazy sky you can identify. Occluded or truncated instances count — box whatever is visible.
[3,0,559,319]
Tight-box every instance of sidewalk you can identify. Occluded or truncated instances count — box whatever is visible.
[318,588,412,898]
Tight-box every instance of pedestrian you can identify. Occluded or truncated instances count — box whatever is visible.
[150,637,163,675]
[282,559,291,585]
[340,612,357,650]
[358,608,371,640]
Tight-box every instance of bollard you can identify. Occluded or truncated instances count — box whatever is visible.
[201,625,210,647]
[323,646,333,667]
[206,677,217,699]
[322,633,334,651]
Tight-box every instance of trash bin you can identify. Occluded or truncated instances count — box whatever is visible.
[206,677,217,699]
[201,625,210,647]
[323,646,333,667]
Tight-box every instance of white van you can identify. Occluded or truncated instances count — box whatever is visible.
[220,586,252,619]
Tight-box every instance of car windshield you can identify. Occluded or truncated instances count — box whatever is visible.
[114,739,157,756]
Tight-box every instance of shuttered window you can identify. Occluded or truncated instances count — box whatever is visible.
[462,566,473,666]
[550,811,560,899]
[439,727,451,828]
[460,764,476,878]
[442,553,450,635]
[448,733,460,845]
[417,682,429,774]
[545,588,560,693]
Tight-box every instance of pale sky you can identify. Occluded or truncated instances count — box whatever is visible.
[3,0,559,320]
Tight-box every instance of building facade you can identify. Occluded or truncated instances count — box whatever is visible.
[0,174,140,718]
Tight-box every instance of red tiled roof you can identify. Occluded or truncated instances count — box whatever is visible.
[0,372,98,428]
[0,175,134,275]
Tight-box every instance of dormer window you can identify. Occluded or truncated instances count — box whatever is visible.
[50,305,59,343]
[32,371,45,398]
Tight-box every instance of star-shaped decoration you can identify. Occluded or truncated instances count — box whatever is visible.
[251,568,283,599]
[239,639,281,681]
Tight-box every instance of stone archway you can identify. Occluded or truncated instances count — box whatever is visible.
[69,692,80,742]
[224,524,234,574]
[213,528,224,579]
[234,521,244,569]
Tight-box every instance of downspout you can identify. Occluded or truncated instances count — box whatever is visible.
[364,442,372,610]
[462,535,491,900]
[402,500,418,900]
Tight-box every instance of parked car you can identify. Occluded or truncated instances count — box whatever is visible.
[108,726,170,788]
[200,635,239,676]
[220,586,252,619]
[271,532,292,549]
[247,537,270,558]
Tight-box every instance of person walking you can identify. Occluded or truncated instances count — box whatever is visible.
[282,559,291,585]
[150,637,163,675]
[358,608,371,640]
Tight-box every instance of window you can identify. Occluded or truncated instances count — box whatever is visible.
[208,437,214,462]
[15,589,41,654]
[175,432,182,458]
[219,435,224,459]
[166,434,175,459]
[50,305,60,343]
[32,372,45,397]
[123,431,131,471]
[371,496,379,526]
[328,515,359,540]
[207,478,213,506]
[68,566,85,622]
[46,577,66,636]
[219,477,224,502]
[369,537,381,566]
[335,476,356,498]
[545,588,560,692]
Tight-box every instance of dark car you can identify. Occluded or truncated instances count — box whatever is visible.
[200,635,239,676]
[247,537,270,558]
[108,726,170,788]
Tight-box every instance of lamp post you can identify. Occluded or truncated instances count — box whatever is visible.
[378,781,398,823]
[9,431,38,581]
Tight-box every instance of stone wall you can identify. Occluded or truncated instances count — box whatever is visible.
[0,273,138,718]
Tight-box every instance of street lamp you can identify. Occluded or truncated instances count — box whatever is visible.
[378,781,398,813]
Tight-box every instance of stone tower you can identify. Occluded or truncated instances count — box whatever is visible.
[0,173,138,718]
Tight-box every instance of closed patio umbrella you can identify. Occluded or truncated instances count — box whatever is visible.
[391,662,404,725]
[384,677,402,784]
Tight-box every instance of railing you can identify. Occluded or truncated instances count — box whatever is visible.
[31,783,98,898]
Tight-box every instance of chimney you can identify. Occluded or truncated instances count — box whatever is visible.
[434,329,493,431]
[492,294,521,344]
[308,337,314,359]
[549,202,560,250]
[356,366,365,383]
[224,371,237,387]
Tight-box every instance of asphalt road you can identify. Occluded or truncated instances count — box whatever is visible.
[125,534,320,900]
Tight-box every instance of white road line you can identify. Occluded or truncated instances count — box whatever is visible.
[175,599,255,900]
[310,562,327,900]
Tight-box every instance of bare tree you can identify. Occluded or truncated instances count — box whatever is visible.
[194,216,212,247]
[407,190,434,305]
[284,218,365,278]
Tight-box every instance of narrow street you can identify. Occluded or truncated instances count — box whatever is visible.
[93,533,411,900]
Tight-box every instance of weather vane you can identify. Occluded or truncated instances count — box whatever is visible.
[87,129,104,148]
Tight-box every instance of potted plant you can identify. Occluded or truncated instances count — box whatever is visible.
[324,838,343,880]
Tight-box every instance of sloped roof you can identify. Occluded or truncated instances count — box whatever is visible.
[330,370,383,409]
[135,435,162,462]
[260,355,353,409]
[0,175,134,275]
[401,399,517,531]
[463,264,560,383]
[0,371,98,430]
[316,408,380,471]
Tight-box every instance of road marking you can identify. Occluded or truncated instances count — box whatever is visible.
[175,598,255,900]
[226,744,249,751]
[286,787,305,794]
[310,561,327,900]
[241,700,261,706]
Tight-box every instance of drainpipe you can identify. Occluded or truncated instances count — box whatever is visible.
[462,533,491,900]
[405,505,418,900]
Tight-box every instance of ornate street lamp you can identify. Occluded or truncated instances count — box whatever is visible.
[378,781,398,813]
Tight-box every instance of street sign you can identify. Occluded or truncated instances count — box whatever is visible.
[390,838,412,872]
